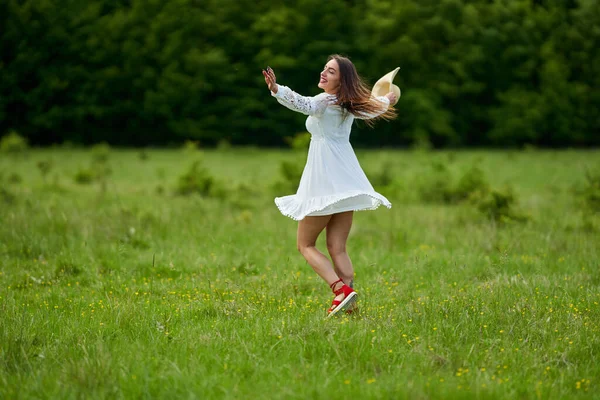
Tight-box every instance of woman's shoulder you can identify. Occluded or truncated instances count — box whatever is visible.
[313,92,335,100]
[313,92,337,108]
[311,92,340,116]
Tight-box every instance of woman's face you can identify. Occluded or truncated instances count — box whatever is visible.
[318,59,341,94]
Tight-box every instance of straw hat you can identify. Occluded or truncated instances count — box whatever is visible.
[371,67,401,105]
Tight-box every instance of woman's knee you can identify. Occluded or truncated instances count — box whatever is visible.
[297,242,313,256]
[326,240,346,257]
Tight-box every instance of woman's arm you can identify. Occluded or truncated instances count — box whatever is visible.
[354,96,391,120]
[263,67,329,116]
[271,85,330,116]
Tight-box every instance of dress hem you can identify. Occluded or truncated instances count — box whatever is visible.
[274,192,392,221]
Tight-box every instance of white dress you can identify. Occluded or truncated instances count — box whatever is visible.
[272,84,392,221]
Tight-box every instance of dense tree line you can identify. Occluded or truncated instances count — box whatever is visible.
[1,0,598,148]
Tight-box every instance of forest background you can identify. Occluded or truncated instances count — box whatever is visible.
[1,0,599,149]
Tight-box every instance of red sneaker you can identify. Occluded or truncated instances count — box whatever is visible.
[326,279,357,318]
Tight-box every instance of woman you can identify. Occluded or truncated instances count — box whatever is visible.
[262,55,398,317]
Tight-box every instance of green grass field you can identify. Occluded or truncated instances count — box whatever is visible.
[1,147,599,399]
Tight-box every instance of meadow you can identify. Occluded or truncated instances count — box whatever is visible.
[1,146,599,399]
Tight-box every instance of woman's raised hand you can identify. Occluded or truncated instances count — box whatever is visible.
[385,92,397,105]
[262,66,278,94]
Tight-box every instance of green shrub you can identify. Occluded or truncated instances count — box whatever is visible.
[416,162,526,222]
[94,163,112,192]
[74,168,95,184]
[454,164,489,202]
[368,161,395,188]
[582,169,600,212]
[235,210,254,224]
[139,150,149,161]
[229,183,259,209]
[418,162,489,204]
[286,132,311,151]
[217,139,232,151]
[411,132,433,152]
[0,187,16,204]
[209,180,229,200]
[91,142,111,163]
[272,158,304,194]
[175,160,215,196]
[36,160,54,182]
[8,173,22,184]
[0,131,29,153]
[280,159,303,183]
[418,161,455,203]
[182,140,200,153]
[470,186,527,222]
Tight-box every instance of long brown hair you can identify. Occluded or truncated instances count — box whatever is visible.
[329,54,397,126]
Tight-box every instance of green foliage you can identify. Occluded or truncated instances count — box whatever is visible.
[417,161,524,222]
[73,150,112,187]
[0,187,16,204]
[454,164,489,202]
[7,173,22,184]
[285,132,311,151]
[368,161,395,188]
[182,140,201,153]
[0,170,17,204]
[419,162,489,205]
[216,139,232,151]
[175,159,215,196]
[418,162,456,204]
[36,160,53,182]
[138,150,149,161]
[470,186,527,223]
[581,168,600,213]
[0,131,29,153]
[1,1,598,148]
[73,168,95,185]
[272,158,304,194]
[91,143,110,163]
[84,143,112,191]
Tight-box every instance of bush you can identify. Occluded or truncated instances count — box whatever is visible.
[182,140,200,153]
[0,187,16,204]
[368,161,395,188]
[91,142,111,163]
[581,169,600,212]
[418,161,455,203]
[416,161,526,223]
[36,160,54,182]
[470,186,528,223]
[217,139,232,151]
[454,164,489,202]
[138,150,149,161]
[285,132,311,151]
[418,162,488,204]
[73,159,112,189]
[74,168,96,185]
[228,183,259,209]
[280,159,303,183]
[272,158,304,194]
[8,173,22,184]
[0,131,29,153]
[175,160,215,196]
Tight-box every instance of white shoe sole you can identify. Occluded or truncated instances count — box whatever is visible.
[326,292,358,318]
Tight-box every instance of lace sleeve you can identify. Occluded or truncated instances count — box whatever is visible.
[354,96,390,120]
[271,85,330,116]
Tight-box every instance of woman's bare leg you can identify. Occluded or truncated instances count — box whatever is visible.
[326,211,357,309]
[297,215,340,286]
[326,211,355,287]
